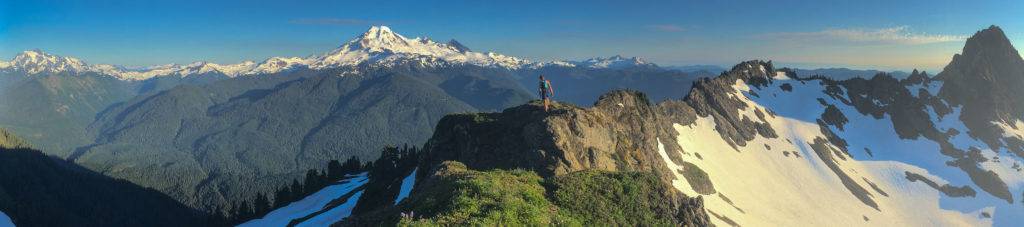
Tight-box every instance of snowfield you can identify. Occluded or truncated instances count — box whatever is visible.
[240,173,368,227]
[656,72,1023,226]
[0,211,13,227]
[294,191,364,227]
[394,168,418,205]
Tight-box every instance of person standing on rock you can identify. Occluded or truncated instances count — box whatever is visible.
[539,75,555,112]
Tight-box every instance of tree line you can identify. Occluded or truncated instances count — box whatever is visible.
[223,144,421,225]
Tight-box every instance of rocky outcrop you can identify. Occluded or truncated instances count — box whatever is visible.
[936,25,1024,157]
[420,90,683,181]
[402,60,785,226]
[395,89,712,226]
[683,60,778,149]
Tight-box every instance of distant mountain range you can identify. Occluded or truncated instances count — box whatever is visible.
[317,25,1024,226]
[4,25,1018,227]
[0,26,661,81]
[0,26,713,212]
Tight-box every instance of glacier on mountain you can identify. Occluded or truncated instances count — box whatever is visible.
[1,26,660,81]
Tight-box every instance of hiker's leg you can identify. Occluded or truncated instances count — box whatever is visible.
[544,98,549,111]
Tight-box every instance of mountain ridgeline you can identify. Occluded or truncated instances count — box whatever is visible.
[0,130,211,227]
[0,26,711,213]
[322,26,1024,226]
[1,25,1023,227]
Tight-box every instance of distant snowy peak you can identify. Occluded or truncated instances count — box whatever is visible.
[524,55,657,69]
[0,50,278,80]
[252,57,308,75]
[4,26,665,80]
[4,50,90,74]
[310,26,530,69]
[573,55,655,69]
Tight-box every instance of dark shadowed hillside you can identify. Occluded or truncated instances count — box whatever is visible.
[0,146,211,227]
[74,63,532,211]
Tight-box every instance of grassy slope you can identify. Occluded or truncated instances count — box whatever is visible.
[385,161,683,226]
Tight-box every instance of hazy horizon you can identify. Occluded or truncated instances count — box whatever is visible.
[3,0,1022,72]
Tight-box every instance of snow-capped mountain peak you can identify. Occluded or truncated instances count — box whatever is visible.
[4,27,662,81]
[6,49,90,74]
[352,26,414,52]
[311,26,530,69]
[573,55,653,69]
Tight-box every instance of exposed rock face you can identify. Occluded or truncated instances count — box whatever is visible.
[413,90,710,225]
[936,25,1024,156]
[683,61,778,149]
[421,90,684,181]
[341,26,1024,226]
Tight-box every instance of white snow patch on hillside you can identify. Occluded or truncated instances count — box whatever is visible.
[240,173,368,227]
[656,74,991,226]
[395,168,418,205]
[0,211,14,227]
[993,120,1024,140]
[904,80,942,98]
[295,190,364,227]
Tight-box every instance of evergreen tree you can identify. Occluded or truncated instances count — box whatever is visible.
[303,169,322,195]
[274,186,292,208]
[238,200,254,221]
[363,161,374,171]
[254,193,271,216]
[290,179,303,199]
[342,156,362,174]
[327,159,344,181]
[229,202,241,223]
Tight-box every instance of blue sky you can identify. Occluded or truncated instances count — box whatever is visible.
[1,0,1021,72]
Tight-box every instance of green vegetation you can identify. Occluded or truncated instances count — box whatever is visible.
[546,170,683,226]
[0,128,29,149]
[227,155,366,225]
[386,162,687,226]
[397,162,579,226]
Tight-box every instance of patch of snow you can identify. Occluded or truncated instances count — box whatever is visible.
[294,190,363,227]
[992,120,1024,140]
[905,80,942,98]
[527,60,576,69]
[567,55,653,69]
[659,116,988,226]
[240,173,368,227]
[394,168,418,205]
[656,72,1000,226]
[0,210,13,227]
[773,71,790,80]
[250,57,308,75]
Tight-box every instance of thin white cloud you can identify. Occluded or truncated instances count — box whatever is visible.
[646,24,686,32]
[760,26,967,45]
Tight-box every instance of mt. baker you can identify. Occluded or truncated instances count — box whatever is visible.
[0,26,707,212]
